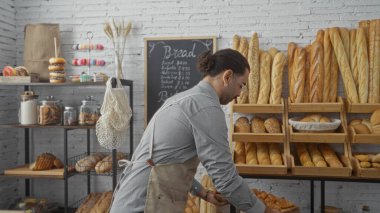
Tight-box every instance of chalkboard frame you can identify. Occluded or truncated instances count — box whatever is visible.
[144,36,217,126]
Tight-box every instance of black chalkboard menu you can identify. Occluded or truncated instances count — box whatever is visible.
[144,36,216,125]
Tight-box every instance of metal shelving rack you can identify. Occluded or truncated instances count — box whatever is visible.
[0,78,133,213]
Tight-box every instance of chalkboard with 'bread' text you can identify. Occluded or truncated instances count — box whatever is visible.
[144,36,216,126]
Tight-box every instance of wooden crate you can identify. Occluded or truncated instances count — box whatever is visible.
[287,97,344,113]
[351,156,380,178]
[344,99,380,113]
[232,125,286,143]
[232,99,284,114]
[348,126,380,144]
[288,125,347,143]
[235,154,288,175]
[290,154,352,177]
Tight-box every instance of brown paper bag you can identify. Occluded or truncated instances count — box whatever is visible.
[23,23,61,82]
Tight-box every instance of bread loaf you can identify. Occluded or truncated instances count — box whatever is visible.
[339,28,350,64]
[232,34,240,50]
[323,28,332,102]
[257,52,271,104]
[310,41,324,102]
[33,153,56,171]
[257,143,271,165]
[349,119,362,126]
[291,47,306,103]
[359,20,370,46]
[308,144,327,167]
[251,117,266,133]
[329,28,359,103]
[90,191,113,213]
[269,143,283,165]
[76,193,102,213]
[268,47,279,62]
[296,143,314,167]
[350,29,359,90]
[270,52,286,104]
[248,32,260,104]
[238,36,249,58]
[75,153,105,172]
[288,42,297,102]
[330,33,339,102]
[353,123,371,134]
[354,154,370,162]
[360,161,372,168]
[95,153,125,174]
[373,20,380,103]
[370,153,380,163]
[235,117,250,132]
[234,117,250,164]
[357,27,369,103]
[304,45,312,102]
[245,142,258,165]
[361,119,374,133]
[264,117,281,133]
[316,30,325,45]
[368,20,377,103]
[319,144,343,168]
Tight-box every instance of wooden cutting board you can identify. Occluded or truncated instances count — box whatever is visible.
[4,164,64,178]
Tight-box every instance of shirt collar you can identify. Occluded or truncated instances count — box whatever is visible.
[198,80,220,104]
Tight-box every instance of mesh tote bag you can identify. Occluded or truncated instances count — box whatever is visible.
[96,78,132,149]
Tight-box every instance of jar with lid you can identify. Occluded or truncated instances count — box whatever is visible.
[79,96,100,125]
[38,96,63,125]
[19,91,39,125]
[63,106,77,126]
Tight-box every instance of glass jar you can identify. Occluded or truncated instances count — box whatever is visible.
[63,106,77,126]
[38,96,63,125]
[79,96,100,125]
[19,91,39,125]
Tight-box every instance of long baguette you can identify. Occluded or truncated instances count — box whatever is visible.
[288,42,297,102]
[248,32,260,104]
[329,27,359,103]
[257,52,271,104]
[310,41,324,102]
[373,20,380,103]
[270,52,286,104]
[350,29,359,90]
[292,47,306,103]
[316,29,325,44]
[232,34,240,51]
[330,35,339,102]
[339,27,350,65]
[323,28,332,102]
[237,36,249,104]
[357,28,369,103]
[268,47,279,62]
[238,37,249,58]
[359,20,370,48]
[304,45,312,102]
[368,21,376,103]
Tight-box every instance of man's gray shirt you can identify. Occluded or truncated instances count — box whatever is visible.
[110,80,265,213]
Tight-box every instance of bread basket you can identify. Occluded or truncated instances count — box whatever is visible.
[289,117,341,133]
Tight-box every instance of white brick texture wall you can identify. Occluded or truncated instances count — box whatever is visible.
[0,0,379,212]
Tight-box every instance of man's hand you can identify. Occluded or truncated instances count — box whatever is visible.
[264,206,282,213]
[200,189,229,206]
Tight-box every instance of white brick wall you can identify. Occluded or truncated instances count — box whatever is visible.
[0,0,378,212]
[0,0,19,208]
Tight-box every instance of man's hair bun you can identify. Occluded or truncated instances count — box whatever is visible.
[197,50,215,74]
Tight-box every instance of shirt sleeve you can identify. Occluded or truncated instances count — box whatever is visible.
[189,107,265,213]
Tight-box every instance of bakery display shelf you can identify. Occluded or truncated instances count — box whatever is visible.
[235,154,288,175]
[351,155,380,178]
[69,152,128,176]
[0,123,96,129]
[288,125,347,143]
[287,97,344,113]
[289,154,352,177]
[348,126,380,144]
[0,82,106,86]
[344,99,380,113]
[232,125,286,143]
[232,98,285,114]
[2,164,75,179]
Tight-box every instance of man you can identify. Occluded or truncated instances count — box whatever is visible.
[110,49,281,213]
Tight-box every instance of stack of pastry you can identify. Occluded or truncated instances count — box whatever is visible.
[76,191,112,213]
[353,153,380,168]
[29,153,64,171]
[234,117,283,166]
[251,188,297,212]
[48,57,66,83]
[296,143,343,168]
[232,34,286,105]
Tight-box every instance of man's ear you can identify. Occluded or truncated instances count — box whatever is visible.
[222,69,234,86]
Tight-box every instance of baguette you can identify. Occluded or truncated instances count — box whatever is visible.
[268,47,279,62]
[257,52,271,104]
[339,27,350,64]
[368,20,377,103]
[257,143,271,165]
[234,117,250,164]
[357,27,369,103]
[323,28,332,102]
[296,143,314,167]
[329,27,359,103]
[304,45,312,102]
[291,47,306,103]
[269,143,283,165]
[288,42,297,102]
[359,20,370,46]
[316,30,325,45]
[330,39,339,102]
[373,20,380,103]
[238,37,249,58]
[310,41,324,102]
[350,29,359,90]
[232,34,240,50]
[270,52,286,104]
[245,142,258,165]
[307,144,327,167]
[319,144,343,168]
[248,32,260,104]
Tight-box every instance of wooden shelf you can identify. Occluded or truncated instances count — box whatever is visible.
[344,99,380,113]
[235,154,288,175]
[232,99,284,114]
[289,125,347,143]
[351,156,380,178]
[0,124,95,129]
[232,133,285,143]
[287,97,344,113]
[348,126,380,144]
[0,79,133,87]
[290,155,352,177]
[3,164,71,179]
